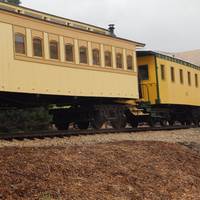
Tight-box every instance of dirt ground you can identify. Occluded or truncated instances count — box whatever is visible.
[0,132,200,200]
[0,129,200,200]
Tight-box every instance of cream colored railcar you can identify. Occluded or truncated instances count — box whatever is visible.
[0,2,143,99]
[0,2,144,130]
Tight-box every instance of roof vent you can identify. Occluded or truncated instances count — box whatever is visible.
[108,24,116,36]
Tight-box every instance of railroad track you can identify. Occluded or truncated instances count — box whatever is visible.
[0,125,197,141]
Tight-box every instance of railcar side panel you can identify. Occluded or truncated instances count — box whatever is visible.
[0,21,139,99]
[0,22,13,92]
[157,57,200,106]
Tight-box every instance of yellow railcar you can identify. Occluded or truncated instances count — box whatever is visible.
[137,50,200,125]
[0,2,144,130]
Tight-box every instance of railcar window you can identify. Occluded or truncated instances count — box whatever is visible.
[79,46,88,64]
[105,51,112,67]
[188,71,191,86]
[15,34,26,54]
[33,38,43,57]
[195,74,198,88]
[127,55,133,70]
[116,53,123,69]
[160,65,165,80]
[65,44,74,62]
[92,49,100,65]
[170,67,175,82]
[180,69,184,84]
[50,41,59,59]
[138,65,149,80]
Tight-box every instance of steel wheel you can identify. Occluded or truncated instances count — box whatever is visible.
[110,116,127,129]
[149,118,157,127]
[129,119,138,128]
[91,111,105,129]
[160,119,170,127]
[193,119,200,127]
[185,120,192,126]
[169,120,175,126]
[55,123,69,130]
[77,121,89,130]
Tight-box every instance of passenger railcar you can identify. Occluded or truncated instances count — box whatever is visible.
[0,2,144,130]
[137,50,200,126]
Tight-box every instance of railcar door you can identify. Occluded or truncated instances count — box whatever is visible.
[138,65,150,101]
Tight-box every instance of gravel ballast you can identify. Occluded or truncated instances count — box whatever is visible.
[0,128,199,148]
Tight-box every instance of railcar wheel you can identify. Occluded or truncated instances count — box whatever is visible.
[110,116,127,129]
[160,119,170,127]
[185,120,192,126]
[180,121,186,125]
[120,117,127,128]
[91,112,105,129]
[77,121,89,130]
[129,119,138,128]
[169,120,175,126]
[91,120,104,129]
[125,110,138,128]
[193,120,200,127]
[149,118,157,127]
[55,123,69,130]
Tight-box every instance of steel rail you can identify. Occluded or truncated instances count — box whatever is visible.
[0,125,197,141]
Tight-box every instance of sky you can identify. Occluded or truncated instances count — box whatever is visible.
[22,0,200,52]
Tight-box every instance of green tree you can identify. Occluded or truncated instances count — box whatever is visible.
[5,0,21,5]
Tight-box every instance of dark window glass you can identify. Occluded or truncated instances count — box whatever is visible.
[195,74,198,88]
[50,41,59,59]
[105,51,112,67]
[138,65,149,80]
[171,67,175,82]
[65,44,74,62]
[92,49,100,65]
[79,46,88,64]
[127,55,133,70]
[161,65,165,80]
[33,38,43,57]
[15,34,26,54]
[188,71,191,86]
[180,69,184,84]
[116,53,123,68]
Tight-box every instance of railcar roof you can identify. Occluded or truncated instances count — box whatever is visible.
[137,50,200,70]
[0,1,145,47]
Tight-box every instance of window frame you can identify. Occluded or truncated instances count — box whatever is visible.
[104,51,112,67]
[14,33,26,55]
[49,40,59,60]
[116,53,123,69]
[188,71,191,86]
[92,48,100,66]
[127,55,134,70]
[170,67,175,82]
[195,73,198,88]
[138,65,149,81]
[79,46,88,64]
[179,69,184,84]
[32,37,43,58]
[160,64,165,80]
[65,43,74,62]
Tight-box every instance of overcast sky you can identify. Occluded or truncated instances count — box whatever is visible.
[22,0,200,52]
